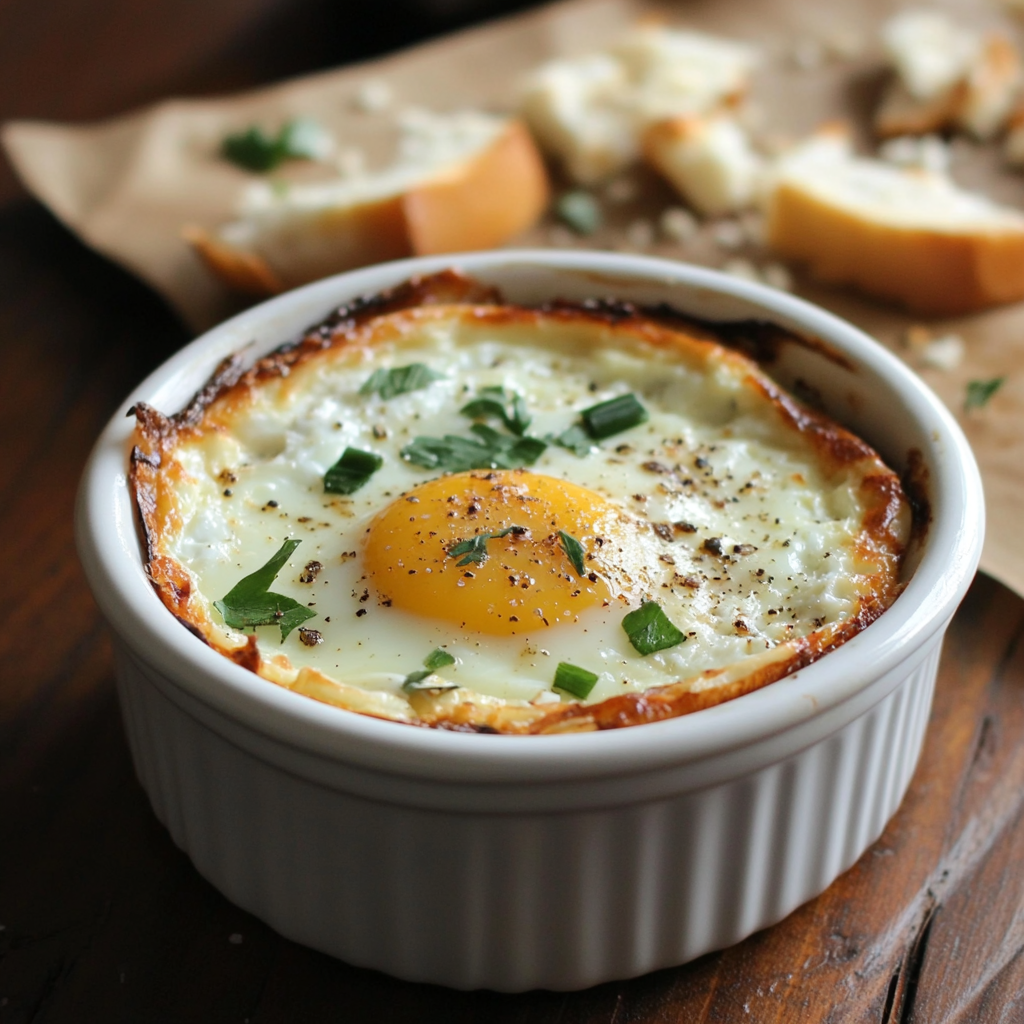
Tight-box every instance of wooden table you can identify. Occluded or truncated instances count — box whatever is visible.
[3,3,1024,1021]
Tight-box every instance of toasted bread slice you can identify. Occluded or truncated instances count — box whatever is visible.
[765,132,1024,314]
[643,114,762,217]
[520,26,757,184]
[187,114,549,296]
[876,9,1021,140]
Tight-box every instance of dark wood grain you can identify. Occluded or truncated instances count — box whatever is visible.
[2,3,1023,1021]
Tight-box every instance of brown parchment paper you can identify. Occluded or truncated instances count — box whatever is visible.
[4,0,1023,595]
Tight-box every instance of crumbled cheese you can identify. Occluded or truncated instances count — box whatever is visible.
[722,257,760,282]
[879,134,951,175]
[921,333,965,371]
[713,219,746,249]
[354,80,394,113]
[660,206,700,242]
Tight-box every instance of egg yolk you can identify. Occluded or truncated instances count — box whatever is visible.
[363,470,624,635]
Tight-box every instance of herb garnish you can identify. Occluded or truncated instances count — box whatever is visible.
[556,190,602,235]
[448,526,528,566]
[558,530,587,576]
[402,648,458,692]
[553,424,595,457]
[402,425,547,472]
[621,600,685,656]
[581,393,649,440]
[553,662,600,699]
[324,447,383,494]
[213,539,316,641]
[460,385,532,436]
[222,118,329,173]
[360,364,445,400]
[964,376,1006,411]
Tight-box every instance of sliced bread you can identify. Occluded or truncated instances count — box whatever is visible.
[765,131,1024,314]
[187,112,549,296]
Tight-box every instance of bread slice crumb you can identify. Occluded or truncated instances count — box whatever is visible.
[643,114,762,217]
[520,26,758,184]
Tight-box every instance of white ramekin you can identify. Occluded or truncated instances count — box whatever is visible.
[76,251,984,992]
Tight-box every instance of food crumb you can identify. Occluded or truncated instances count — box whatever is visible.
[713,219,746,249]
[354,79,393,113]
[660,206,699,243]
[723,257,760,282]
[921,334,965,371]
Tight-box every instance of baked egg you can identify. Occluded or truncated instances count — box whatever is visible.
[130,271,910,733]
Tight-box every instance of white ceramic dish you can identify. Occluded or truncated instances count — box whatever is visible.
[76,251,983,992]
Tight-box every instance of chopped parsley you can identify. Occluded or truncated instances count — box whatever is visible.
[401,425,547,472]
[360,363,445,400]
[448,525,528,566]
[402,648,458,693]
[621,600,685,656]
[553,662,599,699]
[557,530,587,576]
[964,376,1006,411]
[213,539,315,642]
[323,447,382,494]
[221,117,329,173]
[460,386,532,436]
[581,393,649,440]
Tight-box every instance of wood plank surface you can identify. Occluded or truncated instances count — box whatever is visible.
[1,3,1022,1022]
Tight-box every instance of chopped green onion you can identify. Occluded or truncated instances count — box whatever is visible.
[553,662,600,699]
[448,526,527,567]
[213,539,315,642]
[360,363,445,400]
[556,190,602,235]
[324,447,382,494]
[581,393,649,440]
[460,386,531,436]
[558,530,586,576]
[402,427,547,472]
[964,376,1006,411]
[621,601,685,656]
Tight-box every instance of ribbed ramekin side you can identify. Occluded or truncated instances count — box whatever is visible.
[112,634,941,992]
